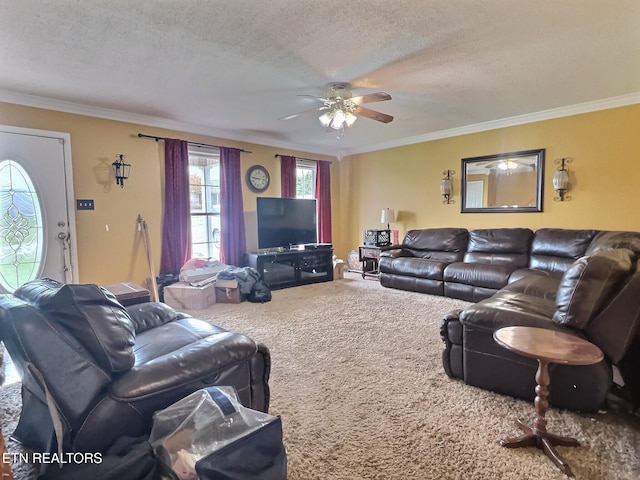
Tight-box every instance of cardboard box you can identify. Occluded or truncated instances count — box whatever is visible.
[215,278,244,304]
[333,260,347,279]
[347,250,361,272]
[164,281,216,310]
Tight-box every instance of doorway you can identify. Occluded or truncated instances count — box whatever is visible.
[0,125,78,292]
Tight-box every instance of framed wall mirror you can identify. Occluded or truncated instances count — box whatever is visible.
[461,148,545,213]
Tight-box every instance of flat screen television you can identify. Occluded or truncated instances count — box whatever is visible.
[257,197,318,249]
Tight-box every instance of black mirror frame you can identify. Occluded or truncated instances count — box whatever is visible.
[461,148,545,213]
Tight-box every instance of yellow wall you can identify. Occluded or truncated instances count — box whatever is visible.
[335,104,640,258]
[0,102,335,286]
[2,101,639,285]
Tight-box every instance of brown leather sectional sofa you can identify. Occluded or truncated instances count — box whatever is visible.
[379,228,640,412]
[0,279,270,455]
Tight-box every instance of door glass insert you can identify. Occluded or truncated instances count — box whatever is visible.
[0,159,44,292]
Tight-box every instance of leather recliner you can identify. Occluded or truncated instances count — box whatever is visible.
[0,278,270,455]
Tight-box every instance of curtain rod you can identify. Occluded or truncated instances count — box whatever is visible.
[138,133,252,153]
[275,153,329,163]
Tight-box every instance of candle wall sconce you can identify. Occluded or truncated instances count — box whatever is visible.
[440,170,455,204]
[553,158,572,201]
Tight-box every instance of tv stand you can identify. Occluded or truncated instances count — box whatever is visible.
[246,247,334,290]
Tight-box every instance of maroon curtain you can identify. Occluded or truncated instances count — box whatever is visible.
[220,147,246,266]
[280,155,297,198]
[160,139,191,275]
[315,160,332,244]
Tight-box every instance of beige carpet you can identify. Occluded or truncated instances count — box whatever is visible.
[2,273,639,479]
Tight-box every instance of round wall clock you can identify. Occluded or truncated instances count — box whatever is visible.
[246,164,270,193]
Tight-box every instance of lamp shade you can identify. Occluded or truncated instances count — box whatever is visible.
[381,208,395,225]
[330,109,346,130]
[318,112,332,127]
[345,112,357,127]
[553,168,569,191]
[440,177,452,196]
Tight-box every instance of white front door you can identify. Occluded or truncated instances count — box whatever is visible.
[0,125,78,292]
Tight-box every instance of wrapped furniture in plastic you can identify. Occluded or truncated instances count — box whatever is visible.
[151,387,286,480]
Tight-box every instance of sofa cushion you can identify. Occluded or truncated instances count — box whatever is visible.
[126,301,188,333]
[552,249,633,329]
[463,228,532,267]
[467,228,533,253]
[460,290,561,332]
[501,275,559,301]
[15,278,136,373]
[586,230,640,257]
[402,228,468,262]
[379,257,448,280]
[508,267,557,284]
[529,228,598,275]
[444,262,516,289]
[113,319,257,400]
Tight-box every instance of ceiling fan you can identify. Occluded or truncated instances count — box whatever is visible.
[280,83,393,135]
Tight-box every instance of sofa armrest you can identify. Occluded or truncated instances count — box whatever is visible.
[249,342,271,412]
[126,302,189,333]
[380,243,404,252]
[111,330,258,400]
[586,271,640,364]
[460,291,569,333]
[439,309,464,379]
[380,247,408,259]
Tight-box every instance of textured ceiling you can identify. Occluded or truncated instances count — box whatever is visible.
[1,1,639,158]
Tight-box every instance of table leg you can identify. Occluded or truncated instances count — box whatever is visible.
[0,429,14,480]
[498,359,579,478]
[542,437,575,477]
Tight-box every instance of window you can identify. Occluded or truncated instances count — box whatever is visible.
[296,159,316,198]
[189,150,221,260]
[0,159,44,292]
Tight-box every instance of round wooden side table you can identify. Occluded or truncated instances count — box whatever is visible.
[493,326,604,478]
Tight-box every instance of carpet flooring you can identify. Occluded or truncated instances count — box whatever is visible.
[1,273,639,479]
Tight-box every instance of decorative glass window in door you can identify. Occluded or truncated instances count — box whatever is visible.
[0,159,44,292]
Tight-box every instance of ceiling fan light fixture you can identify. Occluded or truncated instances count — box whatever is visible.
[284,84,391,135]
[498,160,518,170]
[330,109,346,130]
[345,112,357,127]
[318,112,332,127]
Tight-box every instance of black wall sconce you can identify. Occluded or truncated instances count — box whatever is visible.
[553,157,572,201]
[440,169,455,204]
[112,154,131,188]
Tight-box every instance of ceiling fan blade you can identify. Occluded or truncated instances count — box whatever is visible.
[354,106,394,123]
[279,106,324,121]
[350,92,392,105]
[297,94,327,102]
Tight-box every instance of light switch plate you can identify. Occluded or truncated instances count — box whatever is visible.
[76,199,95,210]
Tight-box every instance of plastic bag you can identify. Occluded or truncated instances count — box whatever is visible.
[150,387,284,480]
[248,280,272,303]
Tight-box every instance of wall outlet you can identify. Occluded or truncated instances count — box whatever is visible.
[76,199,95,210]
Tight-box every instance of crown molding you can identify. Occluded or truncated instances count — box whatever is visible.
[1,89,638,160]
[0,89,338,156]
[344,92,640,157]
